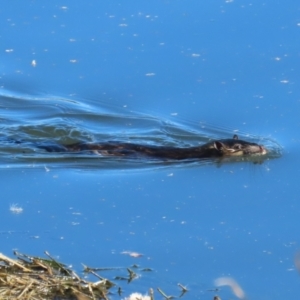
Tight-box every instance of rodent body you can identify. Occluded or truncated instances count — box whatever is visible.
[39,135,267,160]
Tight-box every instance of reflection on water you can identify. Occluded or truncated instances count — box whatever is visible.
[0,91,282,169]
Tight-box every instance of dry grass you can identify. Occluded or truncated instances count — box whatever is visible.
[0,251,114,300]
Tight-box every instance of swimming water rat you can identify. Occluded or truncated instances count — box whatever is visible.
[39,134,267,160]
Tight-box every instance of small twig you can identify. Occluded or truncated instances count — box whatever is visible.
[157,287,175,300]
[0,253,31,272]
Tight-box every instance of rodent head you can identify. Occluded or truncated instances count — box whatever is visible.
[213,135,267,157]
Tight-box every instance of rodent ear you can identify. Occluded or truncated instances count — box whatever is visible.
[214,141,224,151]
[233,134,239,140]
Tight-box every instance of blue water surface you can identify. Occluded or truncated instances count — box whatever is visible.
[1,1,300,299]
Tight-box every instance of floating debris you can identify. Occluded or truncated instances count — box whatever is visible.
[0,251,114,300]
[124,292,152,300]
[214,277,246,299]
[0,250,192,300]
[177,283,188,297]
[9,203,23,214]
[121,251,143,258]
[157,287,175,300]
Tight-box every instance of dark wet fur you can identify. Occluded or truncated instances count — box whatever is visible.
[38,135,267,160]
